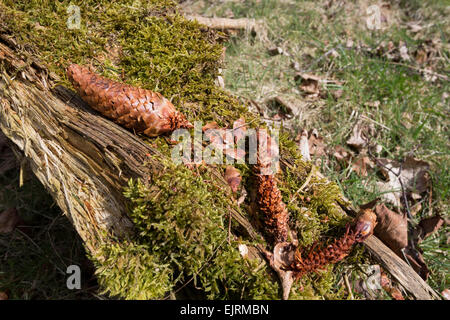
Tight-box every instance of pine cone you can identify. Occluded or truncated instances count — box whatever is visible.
[255,171,289,243]
[254,129,288,243]
[288,226,358,279]
[287,209,377,279]
[67,64,192,137]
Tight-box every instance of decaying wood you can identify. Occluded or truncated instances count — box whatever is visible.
[0,39,266,259]
[364,236,441,300]
[0,35,440,299]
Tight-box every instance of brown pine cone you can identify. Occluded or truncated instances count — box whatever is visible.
[255,171,289,243]
[254,129,288,244]
[287,209,377,279]
[67,64,192,137]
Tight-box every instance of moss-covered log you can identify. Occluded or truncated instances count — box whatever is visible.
[0,0,440,300]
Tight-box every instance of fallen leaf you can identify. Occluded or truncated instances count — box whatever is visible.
[202,122,219,132]
[373,204,408,256]
[399,42,410,61]
[296,73,321,95]
[224,166,241,193]
[410,202,422,216]
[268,47,285,56]
[233,118,247,144]
[346,122,367,152]
[346,39,354,48]
[0,291,8,300]
[380,270,405,300]
[297,129,311,161]
[266,96,297,118]
[375,157,430,207]
[402,246,430,280]
[417,215,444,240]
[365,100,380,108]
[406,22,423,33]
[332,89,343,100]
[333,145,354,164]
[352,156,374,177]
[308,129,327,157]
[271,242,296,300]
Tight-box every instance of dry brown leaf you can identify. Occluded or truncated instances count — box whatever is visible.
[417,215,444,240]
[375,157,430,207]
[346,122,368,152]
[410,202,422,216]
[365,100,381,108]
[403,246,430,280]
[399,41,410,61]
[296,73,321,95]
[332,89,343,100]
[308,129,327,157]
[233,118,246,144]
[333,145,354,163]
[224,166,241,193]
[352,156,374,177]
[406,21,423,33]
[0,291,8,300]
[266,96,297,119]
[268,47,285,56]
[380,270,405,300]
[374,204,408,255]
[202,121,219,132]
[0,208,21,234]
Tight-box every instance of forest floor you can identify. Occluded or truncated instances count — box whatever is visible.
[1,0,448,299]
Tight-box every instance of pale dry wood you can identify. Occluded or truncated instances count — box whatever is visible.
[364,236,441,300]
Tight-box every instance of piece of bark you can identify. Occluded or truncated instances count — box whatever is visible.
[364,236,440,300]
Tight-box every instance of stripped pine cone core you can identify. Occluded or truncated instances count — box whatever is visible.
[67,64,192,137]
[287,209,377,279]
[255,170,289,243]
[254,129,289,243]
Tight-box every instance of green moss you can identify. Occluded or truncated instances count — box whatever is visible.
[103,159,285,299]
[1,0,362,299]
